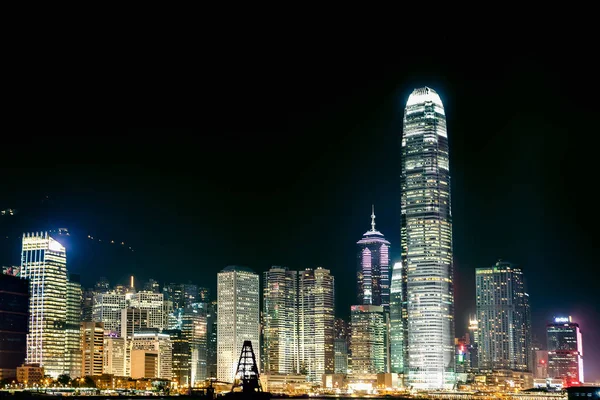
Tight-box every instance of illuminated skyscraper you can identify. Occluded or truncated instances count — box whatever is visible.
[171,304,208,385]
[0,274,29,378]
[389,261,405,373]
[476,260,531,371]
[349,305,386,374]
[547,316,584,386]
[81,322,104,376]
[65,274,82,378]
[357,206,391,311]
[20,232,68,378]
[206,300,218,378]
[401,87,455,388]
[217,266,260,382]
[103,334,126,376]
[263,266,298,374]
[129,291,165,330]
[298,267,334,382]
[93,291,127,333]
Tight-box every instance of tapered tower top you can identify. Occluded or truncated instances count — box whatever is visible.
[406,86,443,107]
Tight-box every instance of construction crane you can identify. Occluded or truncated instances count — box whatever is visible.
[224,340,271,399]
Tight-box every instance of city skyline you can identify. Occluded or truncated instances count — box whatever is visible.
[1,56,599,382]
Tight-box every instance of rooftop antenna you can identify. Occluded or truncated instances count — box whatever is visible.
[371,204,376,232]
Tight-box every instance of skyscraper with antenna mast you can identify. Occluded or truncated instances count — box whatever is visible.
[356,205,391,312]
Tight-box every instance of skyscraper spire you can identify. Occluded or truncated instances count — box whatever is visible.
[371,204,376,232]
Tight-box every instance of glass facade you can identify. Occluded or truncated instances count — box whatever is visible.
[547,319,584,385]
[263,266,299,374]
[165,329,191,387]
[93,291,127,333]
[298,267,334,382]
[65,275,82,377]
[356,206,391,311]
[171,304,208,385]
[389,261,405,373]
[129,291,165,330]
[21,232,68,378]
[476,261,531,371]
[0,274,29,373]
[206,300,217,378]
[350,305,386,374]
[401,87,455,388]
[217,266,260,383]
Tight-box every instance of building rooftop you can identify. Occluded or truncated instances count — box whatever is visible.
[221,265,255,273]
[406,86,443,108]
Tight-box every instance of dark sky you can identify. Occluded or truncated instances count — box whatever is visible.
[1,46,599,381]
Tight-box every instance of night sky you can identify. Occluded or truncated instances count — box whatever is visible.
[2,48,598,380]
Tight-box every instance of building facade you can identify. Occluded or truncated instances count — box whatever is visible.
[401,87,455,388]
[103,334,126,376]
[65,274,82,378]
[129,291,165,330]
[547,316,584,386]
[93,291,127,334]
[0,274,29,378]
[263,266,299,375]
[389,261,405,374]
[20,232,68,378]
[476,260,531,371]
[131,332,172,379]
[349,305,386,374]
[81,322,105,376]
[165,329,191,387]
[217,266,260,382]
[298,267,335,382]
[171,304,207,385]
[356,206,391,311]
[206,300,217,378]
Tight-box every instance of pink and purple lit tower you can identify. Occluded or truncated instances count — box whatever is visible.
[356,206,391,312]
[547,316,584,387]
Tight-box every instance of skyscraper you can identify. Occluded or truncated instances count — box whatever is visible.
[206,300,218,378]
[171,304,208,385]
[65,274,82,378]
[263,266,298,375]
[0,274,29,379]
[129,291,165,330]
[20,232,68,378]
[401,87,455,388]
[547,316,584,386]
[93,291,127,334]
[476,260,531,371]
[217,266,260,382]
[103,334,126,376]
[334,317,350,374]
[81,322,104,377]
[356,206,391,311]
[298,267,334,382]
[389,261,405,374]
[349,305,386,374]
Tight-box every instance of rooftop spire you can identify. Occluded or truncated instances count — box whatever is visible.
[371,204,376,231]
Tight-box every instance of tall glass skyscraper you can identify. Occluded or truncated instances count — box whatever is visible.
[389,261,405,373]
[298,267,334,382]
[65,274,82,378]
[401,87,455,388]
[356,206,391,311]
[263,266,298,374]
[217,266,260,382]
[20,232,68,378]
[476,260,531,371]
[547,316,584,385]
